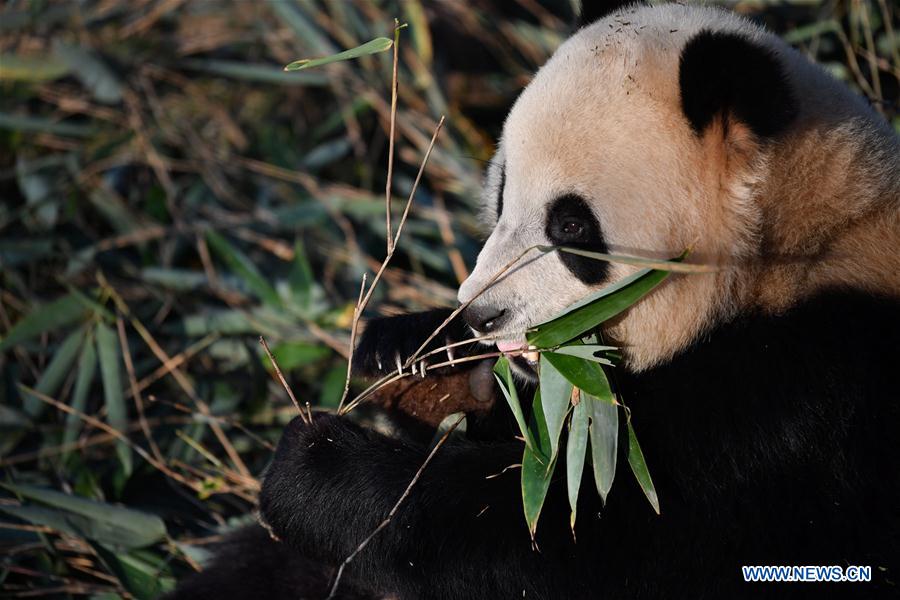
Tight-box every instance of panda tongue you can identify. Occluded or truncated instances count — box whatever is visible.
[496,340,526,354]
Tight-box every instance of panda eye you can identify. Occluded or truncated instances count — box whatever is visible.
[545,194,601,247]
[562,220,584,237]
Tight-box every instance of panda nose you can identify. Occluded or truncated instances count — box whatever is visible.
[462,305,507,333]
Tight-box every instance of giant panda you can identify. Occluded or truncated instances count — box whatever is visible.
[168,2,900,599]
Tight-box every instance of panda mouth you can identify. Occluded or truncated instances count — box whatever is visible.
[495,339,539,365]
[496,340,527,354]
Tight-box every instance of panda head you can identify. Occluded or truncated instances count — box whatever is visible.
[457,3,892,373]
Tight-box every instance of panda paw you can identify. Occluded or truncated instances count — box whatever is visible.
[353,309,478,377]
[258,414,364,540]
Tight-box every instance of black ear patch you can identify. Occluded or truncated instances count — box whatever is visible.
[578,1,637,27]
[679,30,797,138]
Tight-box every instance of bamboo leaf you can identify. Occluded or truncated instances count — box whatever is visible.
[284,36,394,71]
[542,351,612,398]
[96,322,131,476]
[0,484,166,548]
[521,390,554,537]
[552,344,617,365]
[538,355,573,462]
[22,327,85,417]
[492,357,533,448]
[526,268,670,349]
[205,230,282,307]
[267,340,330,372]
[0,293,89,352]
[586,390,618,504]
[566,398,589,531]
[627,421,660,514]
[91,543,174,599]
[63,331,97,451]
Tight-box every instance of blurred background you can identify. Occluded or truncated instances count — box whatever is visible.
[0,1,897,597]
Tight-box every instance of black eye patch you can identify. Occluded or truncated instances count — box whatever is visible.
[545,194,609,285]
[495,164,505,223]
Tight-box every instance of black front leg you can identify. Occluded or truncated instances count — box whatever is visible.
[258,415,566,600]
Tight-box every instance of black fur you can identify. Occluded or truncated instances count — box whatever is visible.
[679,30,798,138]
[578,1,637,27]
[353,309,476,376]
[161,525,377,600]
[244,290,899,599]
[545,194,610,285]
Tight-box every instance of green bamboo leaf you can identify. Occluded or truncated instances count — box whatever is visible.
[284,36,394,71]
[318,364,346,408]
[288,239,315,310]
[538,355,573,463]
[268,341,330,371]
[63,284,115,321]
[22,326,85,417]
[566,398,589,531]
[205,230,282,306]
[96,322,131,476]
[526,268,670,349]
[627,421,660,514]
[0,293,89,352]
[545,353,619,503]
[492,357,533,448]
[542,351,612,398]
[522,390,554,537]
[91,543,174,599]
[63,330,97,451]
[0,484,166,548]
[288,239,329,320]
[586,390,618,504]
[522,444,555,539]
[552,344,617,366]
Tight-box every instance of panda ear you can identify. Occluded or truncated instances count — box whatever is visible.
[679,30,797,139]
[577,1,638,27]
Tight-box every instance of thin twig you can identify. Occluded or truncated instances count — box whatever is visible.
[385,19,402,254]
[337,274,367,413]
[259,336,310,424]
[326,414,465,599]
[335,116,445,413]
[115,316,163,463]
